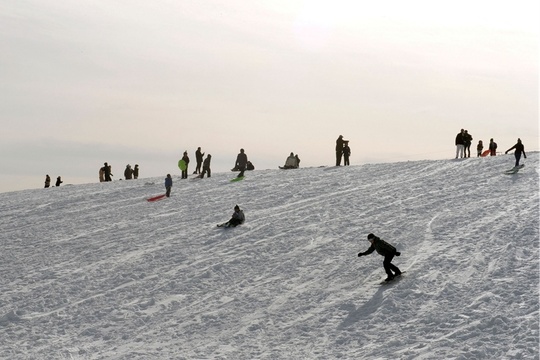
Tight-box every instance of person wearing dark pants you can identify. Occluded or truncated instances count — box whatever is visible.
[358,233,402,282]
[505,138,527,167]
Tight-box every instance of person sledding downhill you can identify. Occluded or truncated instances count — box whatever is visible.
[217,205,245,228]
[358,233,402,282]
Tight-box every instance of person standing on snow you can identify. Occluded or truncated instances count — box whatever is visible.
[199,154,212,178]
[133,164,139,179]
[194,147,204,174]
[165,174,173,197]
[489,138,498,156]
[44,175,51,188]
[55,176,63,187]
[336,135,345,166]
[463,130,473,158]
[343,141,351,166]
[477,140,484,157]
[358,233,402,282]
[234,149,248,178]
[181,151,190,179]
[505,138,527,167]
[455,129,465,159]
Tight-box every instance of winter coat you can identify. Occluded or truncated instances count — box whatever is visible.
[506,142,526,156]
[236,152,248,168]
[232,210,245,223]
[455,132,465,145]
[165,176,173,188]
[361,236,397,257]
[203,156,211,169]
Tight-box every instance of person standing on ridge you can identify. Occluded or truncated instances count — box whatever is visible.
[358,233,402,282]
[343,141,351,166]
[336,135,345,166]
[477,140,484,157]
[181,151,190,179]
[455,129,465,159]
[55,176,63,187]
[463,130,473,158]
[194,147,204,174]
[489,138,498,156]
[103,162,112,182]
[200,154,212,178]
[124,164,133,180]
[505,138,527,167]
[133,164,139,179]
[44,175,51,188]
[234,149,248,178]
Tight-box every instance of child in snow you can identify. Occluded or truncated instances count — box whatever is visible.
[218,205,245,227]
[165,174,173,197]
[358,233,402,282]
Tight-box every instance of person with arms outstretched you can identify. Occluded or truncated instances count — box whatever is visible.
[505,138,527,167]
[358,233,402,282]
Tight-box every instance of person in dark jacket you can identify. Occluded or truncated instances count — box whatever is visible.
[199,154,212,178]
[358,233,402,282]
[124,165,133,180]
[234,149,248,178]
[505,138,527,167]
[489,138,497,156]
[181,151,190,179]
[165,174,173,197]
[343,141,351,166]
[55,176,63,187]
[44,175,51,188]
[133,164,139,179]
[103,162,112,182]
[455,129,465,159]
[194,147,204,174]
[463,130,473,158]
[477,140,484,157]
[218,205,245,227]
[336,135,345,166]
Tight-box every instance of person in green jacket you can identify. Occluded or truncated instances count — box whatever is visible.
[358,233,402,282]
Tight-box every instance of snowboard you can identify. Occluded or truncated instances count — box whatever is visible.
[147,194,166,202]
[178,159,187,171]
[230,176,245,182]
[379,272,406,285]
[504,164,524,174]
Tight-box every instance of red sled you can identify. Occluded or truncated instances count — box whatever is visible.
[481,150,490,157]
[147,194,166,202]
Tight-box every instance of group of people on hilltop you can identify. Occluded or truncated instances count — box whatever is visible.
[335,135,351,166]
[44,175,62,188]
[123,164,139,180]
[180,147,213,179]
[455,129,527,166]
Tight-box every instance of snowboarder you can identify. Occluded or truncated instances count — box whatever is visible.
[218,205,245,227]
[181,151,190,179]
[199,154,212,178]
[234,149,248,178]
[505,138,527,167]
[44,175,51,188]
[358,233,402,282]
[55,176,63,187]
[165,174,173,197]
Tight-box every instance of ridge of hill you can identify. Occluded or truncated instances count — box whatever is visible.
[1,154,538,359]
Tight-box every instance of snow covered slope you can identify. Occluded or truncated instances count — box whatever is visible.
[1,153,538,359]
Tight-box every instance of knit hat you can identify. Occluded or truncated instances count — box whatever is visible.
[367,233,375,240]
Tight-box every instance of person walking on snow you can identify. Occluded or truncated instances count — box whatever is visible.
[505,138,527,167]
[165,174,173,197]
[358,233,402,282]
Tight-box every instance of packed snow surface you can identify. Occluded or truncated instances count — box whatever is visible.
[1,154,539,359]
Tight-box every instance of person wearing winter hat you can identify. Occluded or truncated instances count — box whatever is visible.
[505,138,527,167]
[358,233,402,282]
[218,205,245,228]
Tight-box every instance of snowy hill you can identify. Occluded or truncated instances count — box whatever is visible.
[1,154,538,359]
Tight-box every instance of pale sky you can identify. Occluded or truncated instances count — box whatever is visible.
[1,0,538,193]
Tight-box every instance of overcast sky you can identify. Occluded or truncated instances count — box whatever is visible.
[1,0,538,193]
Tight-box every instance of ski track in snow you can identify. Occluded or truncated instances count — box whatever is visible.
[0,154,538,359]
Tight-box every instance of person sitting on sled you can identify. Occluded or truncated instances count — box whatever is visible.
[219,205,245,227]
[358,233,402,282]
